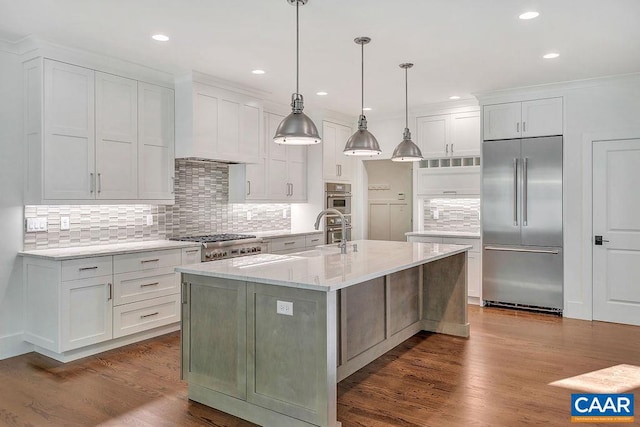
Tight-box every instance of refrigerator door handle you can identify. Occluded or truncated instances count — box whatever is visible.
[513,158,518,226]
[523,157,528,226]
[484,246,559,255]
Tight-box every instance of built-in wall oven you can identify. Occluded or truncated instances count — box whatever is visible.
[325,183,352,244]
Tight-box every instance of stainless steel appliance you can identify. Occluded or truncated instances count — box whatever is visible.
[482,136,563,312]
[325,183,352,243]
[171,233,267,262]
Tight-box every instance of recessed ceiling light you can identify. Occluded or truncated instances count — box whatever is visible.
[251,69,266,75]
[316,91,328,96]
[152,34,170,42]
[449,95,461,100]
[519,11,540,20]
[543,52,560,59]
[363,107,372,111]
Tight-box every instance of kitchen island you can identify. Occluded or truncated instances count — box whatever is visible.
[176,240,470,427]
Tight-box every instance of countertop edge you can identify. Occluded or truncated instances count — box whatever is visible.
[405,231,480,239]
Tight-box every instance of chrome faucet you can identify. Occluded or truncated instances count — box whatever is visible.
[314,208,348,254]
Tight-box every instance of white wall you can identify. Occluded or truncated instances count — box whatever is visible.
[0,46,31,358]
[477,74,640,320]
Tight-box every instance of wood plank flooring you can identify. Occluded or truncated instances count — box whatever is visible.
[1,306,639,426]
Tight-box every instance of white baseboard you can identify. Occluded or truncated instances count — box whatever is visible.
[0,332,34,360]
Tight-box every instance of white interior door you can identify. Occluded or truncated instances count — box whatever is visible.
[593,138,640,326]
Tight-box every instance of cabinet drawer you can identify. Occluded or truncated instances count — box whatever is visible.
[113,294,180,338]
[61,256,113,281]
[182,247,201,265]
[305,234,324,247]
[442,237,481,252]
[113,267,179,306]
[114,249,182,274]
[270,236,306,253]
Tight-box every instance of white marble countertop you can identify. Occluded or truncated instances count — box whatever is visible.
[19,240,201,261]
[251,229,323,239]
[406,230,480,239]
[176,239,471,292]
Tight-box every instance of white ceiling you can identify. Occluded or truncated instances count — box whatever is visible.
[1,0,639,116]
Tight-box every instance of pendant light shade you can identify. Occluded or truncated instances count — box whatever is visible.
[391,63,423,162]
[274,0,321,145]
[344,37,381,156]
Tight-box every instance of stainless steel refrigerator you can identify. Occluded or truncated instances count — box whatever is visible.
[482,136,563,312]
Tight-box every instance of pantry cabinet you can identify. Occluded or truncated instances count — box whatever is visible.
[416,110,480,158]
[483,97,563,140]
[24,58,175,204]
[323,121,354,182]
[416,167,480,196]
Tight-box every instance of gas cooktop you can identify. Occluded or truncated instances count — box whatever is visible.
[172,233,257,243]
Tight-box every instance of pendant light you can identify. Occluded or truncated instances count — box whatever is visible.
[343,37,381,156]
[273,0,321,145]
[391,63,423,162]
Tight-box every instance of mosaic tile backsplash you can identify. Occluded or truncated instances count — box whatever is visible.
[422,198,480,232]
[23,160,291,250]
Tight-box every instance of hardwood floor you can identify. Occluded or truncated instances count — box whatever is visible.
[1,306,639,426]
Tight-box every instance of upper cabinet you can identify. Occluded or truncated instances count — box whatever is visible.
[416,109,480,158]
[229,112,307,203]
[175,76,263,164]
[322,121,354,182]
[24,58,175,204]
[483,97,563,140]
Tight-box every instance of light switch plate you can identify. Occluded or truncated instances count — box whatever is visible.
[276,300,293,316]
[146,214,153,226]
[60,216,70,231]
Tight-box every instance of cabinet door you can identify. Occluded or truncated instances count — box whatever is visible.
[417,114,449,158]
[322,122,338,180]
[245,161,267,200]
[95,72,138,199]
[467,251,480,299]
[521,98,563,138]
[288,152,307,201]
[483,102,521,140]
[138,83,175,200]
[43,60,95,200]
[268,117,289,199]
[61,276,113,351]
[417,168,480,196]
[450,111,480,156]
[335,124,354,181]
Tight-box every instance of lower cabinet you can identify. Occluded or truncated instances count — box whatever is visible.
[266,232,324,254]
[23,246,200,361]
[407,235,481,302]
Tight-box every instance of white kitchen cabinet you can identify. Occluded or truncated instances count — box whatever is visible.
[24,57,175,204]
[323,121,354,181]
[138,82,175,200]
[416,110,480,158]
[95,72,138,200]
[483,97,562,140]
[175,78,262,164]
[416,167,480,196]
[229,112,307,202]
[23,246,195,362]
[267,232,324,254]
[406,235,481,301]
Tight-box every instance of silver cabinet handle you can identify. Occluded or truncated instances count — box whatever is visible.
[513,158,518,226]
[289,183,293,196]
[140,312,159,319]
[90,173,95,193]
[517,122,520,133]
[451,143,454,153]
[185,249,199,254]
[247,180,251,196]
[140,282,159,288]
[336,164,339,176]
[181,282,188,304]
[107,283,113,301]
[97,173,102,193]
[171,177,175,194]
[79,266,98,271]
[522,157,528,226]
[523,121,526,132]
[309,238,320,243]
[284,241,296,245]
[485,246,559,255]
[141,258,160,263]
[446,143,449,154]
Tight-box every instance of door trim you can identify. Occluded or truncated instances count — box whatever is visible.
[577,129,640,321]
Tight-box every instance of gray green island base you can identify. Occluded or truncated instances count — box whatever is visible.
[176,240,470,427]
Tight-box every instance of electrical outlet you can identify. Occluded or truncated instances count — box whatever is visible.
[432,209,439,219]
[26,218,48,232]
[276,300,293,316]
[247,211,252,220]
[60,216,70,231]
[146,214,153,226]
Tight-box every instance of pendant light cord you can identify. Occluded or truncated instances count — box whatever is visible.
[405,67,408,129]
[361,41,364,116]
[296,0,299,95]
